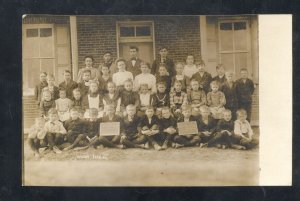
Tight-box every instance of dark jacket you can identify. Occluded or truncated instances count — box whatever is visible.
[64,118,85,135]
[221,81,238,109]
[197,115,217,133]
[137,115,160,132]
[121,115,141,137]
[216,119,234,133]
[151,57,175,77]
[34,81,48,102]
[126,58,143,78]
[120,90,140,109]
[151,92,170,108]
[235,78,255,103]
[59,80,78,99]
[159,116,177,132]
[83,119,101,138]
[191,72,213,94]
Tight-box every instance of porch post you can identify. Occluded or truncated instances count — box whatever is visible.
[70,16,78,80]
[199,16,208,64]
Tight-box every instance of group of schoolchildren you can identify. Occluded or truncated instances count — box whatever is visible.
[28,46,258,158]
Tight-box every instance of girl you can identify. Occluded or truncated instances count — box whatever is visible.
[133,62,157,94]
[184,55,198,78]
[82,81,104,118]
[171,62,190,92]
[77,55,100,82]
[55,89,72,122]
[98,65,112,95]
[102,81,121,115]
[112,58,133,92]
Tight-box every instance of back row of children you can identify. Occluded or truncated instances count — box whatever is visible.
[29,103,258,158]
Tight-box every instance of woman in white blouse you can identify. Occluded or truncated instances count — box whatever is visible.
[184,54,198,78]
[112,58,133,91]
[133,62,157,94]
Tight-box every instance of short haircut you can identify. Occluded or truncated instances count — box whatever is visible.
[115,58,126,65]
[89,80,99,87]
[103,51,112,55]
[173,80,182,86]
[47,74,55,80]
[107,81,116,88]
[158,64,167,69]
[48,108,58,115]
[130,46,139,52]
[126,104,136,110]
[140,61,150,69]
[42,89,51,95]
[186,54,194,59]
[84,55,94,61]
[210,80,219,87]
[175,62,184,68]
[225,71,234,77]
[190,79,199,85]
[70,108,79,113]
[64,70,71,75]
[161,106,170,112]
[240,68,248,72]
[145,106,154,111]
[223,109,232,115]
[195,60,205,66]
[59,88,66,92]
[216,64,224,70]
[123,79,133,85]
[82,69,91,75]
[101,65,109,69]
[159,46,168,51]
[236,109,247,117]
[181,104,192,112]
[156,81,166,87]
[40,72,47,76]
[73,88,81,94]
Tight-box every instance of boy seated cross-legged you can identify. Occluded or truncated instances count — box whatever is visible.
[28,117,47,158]
[120,104,148,149]
[173,105,201,149]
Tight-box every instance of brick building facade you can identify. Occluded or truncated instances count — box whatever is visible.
[22,15,259,130]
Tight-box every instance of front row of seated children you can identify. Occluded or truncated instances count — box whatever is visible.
[28,103,258,158]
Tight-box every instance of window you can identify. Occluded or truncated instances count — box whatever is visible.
[218,20,251,76]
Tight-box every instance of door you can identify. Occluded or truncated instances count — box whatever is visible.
[218,19,252,78]
[117,21,155,64]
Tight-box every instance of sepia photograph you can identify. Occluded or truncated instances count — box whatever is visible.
[22,14,261,186]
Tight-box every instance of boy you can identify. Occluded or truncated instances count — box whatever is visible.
[34,72,48,106]
[236,68,255,122]
[207,81,226,119]
[151,47,175,77]
[59,70,78,99]
[28,117,47,158]
[77,55,100,82]
[231,109,258,149]
[187,79,206,112]
[212,64,226,89]
[44,109,67,154]
[133,62,157,94]
[43,74,59,100]
[151,82,170,112]
[184,55,198,78]
[98,51,117,76]
[156,64,172,93]
[102,81,121,115]
[138,106,161,150]
[39,89,55,118]
[120,79,140,115]
[97,104,122,148]
[126,46,143,78]
[191,61,212,94]
[173,105,201,148]
[200,109,236,149]
[63,108,86,151]
[159,107,178,149]
[55,89,72,122]
[138,84,152,116]
[221,72,238,120]
[170,81,188,116]
[120,105,148,149]
[197,106,217,147]
[112,58,133,91]
[171,62,190,92]
[98,65,112,95]
[77,69,92,97]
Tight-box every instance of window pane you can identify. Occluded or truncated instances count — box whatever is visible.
[40,28,52,37]
[234,22,246,30]
[220,53,234,73]
[235,53,248,76]
[234,23,247,50]
[219,23,233,51]
[26,29,38,37]
[120,27,135,37]
[136,26,151,36]
[220,23,232,30]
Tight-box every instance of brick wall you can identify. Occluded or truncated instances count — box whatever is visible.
[76,16,202,69]
[23,96,39,132]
